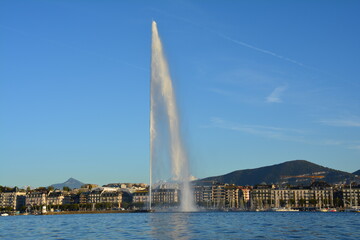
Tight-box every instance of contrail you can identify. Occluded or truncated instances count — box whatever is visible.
[150,7,319,71]
[213,31,307,68]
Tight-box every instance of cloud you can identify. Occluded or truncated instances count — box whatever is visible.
[320,119,360,127]
[320,139,343,146]
[208,88,234,97]
[208,118,349,147]
[348,145,360,150]
[266,86,287,103]
[210,117,306,142]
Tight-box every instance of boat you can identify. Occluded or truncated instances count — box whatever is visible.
[319,208,337,212]
[344,207,360,213]
[270,207,299,212]
[1,213,9,216]
[255,208,266,212]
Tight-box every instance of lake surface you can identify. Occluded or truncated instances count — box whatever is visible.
[1,212,359,239]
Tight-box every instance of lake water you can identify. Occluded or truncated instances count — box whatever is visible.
[1,212,359,239]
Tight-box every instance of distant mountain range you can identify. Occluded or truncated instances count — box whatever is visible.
[198,160,359,186]
[50,178,85,189]
[48,161,359,189]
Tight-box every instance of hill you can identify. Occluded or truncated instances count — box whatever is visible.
[353,170,360,176]
[198,160,357,186]
[50,178,85,189]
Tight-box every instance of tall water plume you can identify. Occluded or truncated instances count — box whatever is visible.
[150,21,196,212]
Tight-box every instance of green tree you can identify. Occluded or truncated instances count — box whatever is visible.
[20,206,27,212]
[121,202,130,209]
[309,199,317,206]
[95,203,103,210]
[63,186,71,192]
[299,198,306,207]
[334,198,343,207]
[68,204,79,211]
[35,187,47,193]
[132,202,145,209]
[4,206,13,211]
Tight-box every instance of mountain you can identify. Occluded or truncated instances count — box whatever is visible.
[50,178,85,190]
[353,170,360,176]
[198,160,357,186]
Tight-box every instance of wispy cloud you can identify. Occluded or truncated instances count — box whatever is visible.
[216,68,282,86]
[208,88,234,97]
[208,87,261,105]
[208,118,350,148]
[209,117,306,142]
[348,145,360,150]
[320,119,360,127]
[320,139,343,146]
[266,86,287,103]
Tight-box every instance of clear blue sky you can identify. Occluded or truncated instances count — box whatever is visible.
[1,0,360,187]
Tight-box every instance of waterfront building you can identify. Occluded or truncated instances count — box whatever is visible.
[101,191,122,208]
[63,193,80,205]
[87,187,123,208]
[26,192,47,207]
[152,188,179,204]
[0,192,26,211]
[88,188,104,203]
[224,185,239,208]
[250,182,334,209]
[194,183,239,208]
[79,191,90,204]
[104,183,148,193]
[211,184,226,207]
[132,190,149,203]
[194,185,213,207]
[310,183,334,208]
[47,191,65,206]
[250,185,274,209]
[150,182,180,205]
[239,187,251,203]
[342,184,360,208]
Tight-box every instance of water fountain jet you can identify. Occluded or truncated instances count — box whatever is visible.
[150,21,196,212]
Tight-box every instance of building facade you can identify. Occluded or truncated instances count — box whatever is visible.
[342,184,360,208]
[26,192,47,207]
[0,192,26,211]
[152,188,179,204]
[133,191,149,203]
[47,191,65,206]
[250,183,334,209]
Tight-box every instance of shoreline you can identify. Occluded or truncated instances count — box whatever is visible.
[16,210,152,216]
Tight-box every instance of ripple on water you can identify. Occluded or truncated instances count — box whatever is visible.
[1,212,360,239]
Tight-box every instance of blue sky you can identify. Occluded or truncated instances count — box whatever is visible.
[1,0,360,187]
